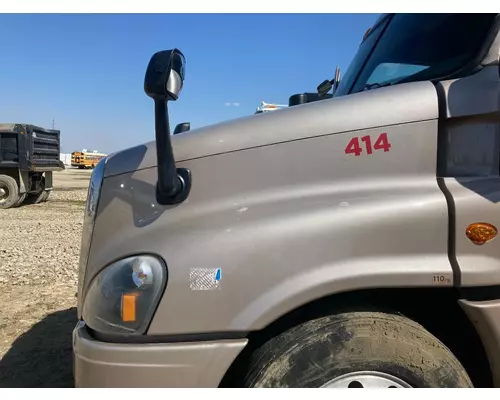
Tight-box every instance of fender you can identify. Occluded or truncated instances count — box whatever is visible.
[84,81,447,335]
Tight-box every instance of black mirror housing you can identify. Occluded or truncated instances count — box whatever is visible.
[144,49,186,101]
[173,122,191,135]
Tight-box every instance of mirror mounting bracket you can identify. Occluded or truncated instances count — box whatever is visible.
[156,167,192,205]
[152,97,192,206]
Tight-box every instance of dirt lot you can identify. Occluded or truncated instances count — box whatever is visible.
[0,168,91,387]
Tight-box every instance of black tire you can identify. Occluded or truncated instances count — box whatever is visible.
[0,174,20,209]
[244,311,473,388]
[25,177,48,205]
[40,190,50,202]
[25,190,46,205]
[15,192,27,207]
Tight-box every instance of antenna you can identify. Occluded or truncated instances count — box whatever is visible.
[52,119,55,130]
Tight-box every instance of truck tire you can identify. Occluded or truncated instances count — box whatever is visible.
[0,174,20,209]
[40,190,50,202]
[244,311,473,388]
[25,177,49,204]
[15,193,27,207]
[26,190,46,205]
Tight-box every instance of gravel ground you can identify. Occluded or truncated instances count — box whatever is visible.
[0,168,91,387]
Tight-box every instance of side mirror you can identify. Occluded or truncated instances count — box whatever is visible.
[144,49,192,205]
[316,65,341,98]
[317,79,333,97]
[145,49,185,101]
[173,122,190,135]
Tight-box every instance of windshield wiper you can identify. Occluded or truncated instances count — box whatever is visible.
[362,82,394,91]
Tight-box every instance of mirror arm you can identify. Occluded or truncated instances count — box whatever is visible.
[154,99,192,205]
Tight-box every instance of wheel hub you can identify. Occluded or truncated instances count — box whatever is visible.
[0,187,7,201]
[321,371,412,388]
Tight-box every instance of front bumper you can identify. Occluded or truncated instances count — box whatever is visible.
[72,322,248,387]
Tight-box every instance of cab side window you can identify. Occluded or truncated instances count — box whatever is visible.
[443,121,500,177]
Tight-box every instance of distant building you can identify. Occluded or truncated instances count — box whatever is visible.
[60,153,72,166]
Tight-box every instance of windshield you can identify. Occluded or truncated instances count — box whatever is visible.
[335,14,498,97]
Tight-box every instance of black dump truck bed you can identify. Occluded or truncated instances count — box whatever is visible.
[0,123,63,171]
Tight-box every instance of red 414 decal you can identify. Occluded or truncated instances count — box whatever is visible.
[345,132,391,157]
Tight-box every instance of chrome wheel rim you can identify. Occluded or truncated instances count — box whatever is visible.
[321,371,412,388]
[0,186,8,203]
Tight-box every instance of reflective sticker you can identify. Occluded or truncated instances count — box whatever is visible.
[432,274,452,285]
[190,268,222,291]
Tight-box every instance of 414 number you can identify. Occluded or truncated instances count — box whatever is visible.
[345,133,392,157]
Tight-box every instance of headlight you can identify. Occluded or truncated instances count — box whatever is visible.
[82,255,167,335]
[77,157,107,312]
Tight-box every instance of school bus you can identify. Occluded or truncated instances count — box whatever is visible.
[71,150,107,169]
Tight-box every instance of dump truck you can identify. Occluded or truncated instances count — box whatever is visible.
[0,123,63,209]
[73,13,500,388]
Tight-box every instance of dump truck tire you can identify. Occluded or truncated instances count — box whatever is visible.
[26,190,46,205]
[40,190,50,202]
[244,311,473,388]
[25,177,48,205]
[15,192,27,207]
[0,174,20,209]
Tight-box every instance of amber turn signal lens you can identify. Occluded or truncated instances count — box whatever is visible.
[466,223,498,246]
[121,293,139,322]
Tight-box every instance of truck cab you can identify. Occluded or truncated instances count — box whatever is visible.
[73,14,500,388]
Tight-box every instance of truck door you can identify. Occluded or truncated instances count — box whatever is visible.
[437,64,500,287]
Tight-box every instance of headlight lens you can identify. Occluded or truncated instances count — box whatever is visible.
[82,255,167,335]
[77,157,107,312]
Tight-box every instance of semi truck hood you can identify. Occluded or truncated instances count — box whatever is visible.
[104,81,438,178]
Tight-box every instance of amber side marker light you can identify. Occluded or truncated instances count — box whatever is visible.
[121,292,140,322]
[466,223,498,246]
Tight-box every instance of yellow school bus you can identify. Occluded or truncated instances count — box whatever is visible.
[71,150,107,169]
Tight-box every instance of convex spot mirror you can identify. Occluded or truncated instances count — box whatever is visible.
[173,122,190,135]
[144,49,186,101]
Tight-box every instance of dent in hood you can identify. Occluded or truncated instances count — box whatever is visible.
[104,81,438,178]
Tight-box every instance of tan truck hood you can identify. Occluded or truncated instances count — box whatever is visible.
[104,81,438,178]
